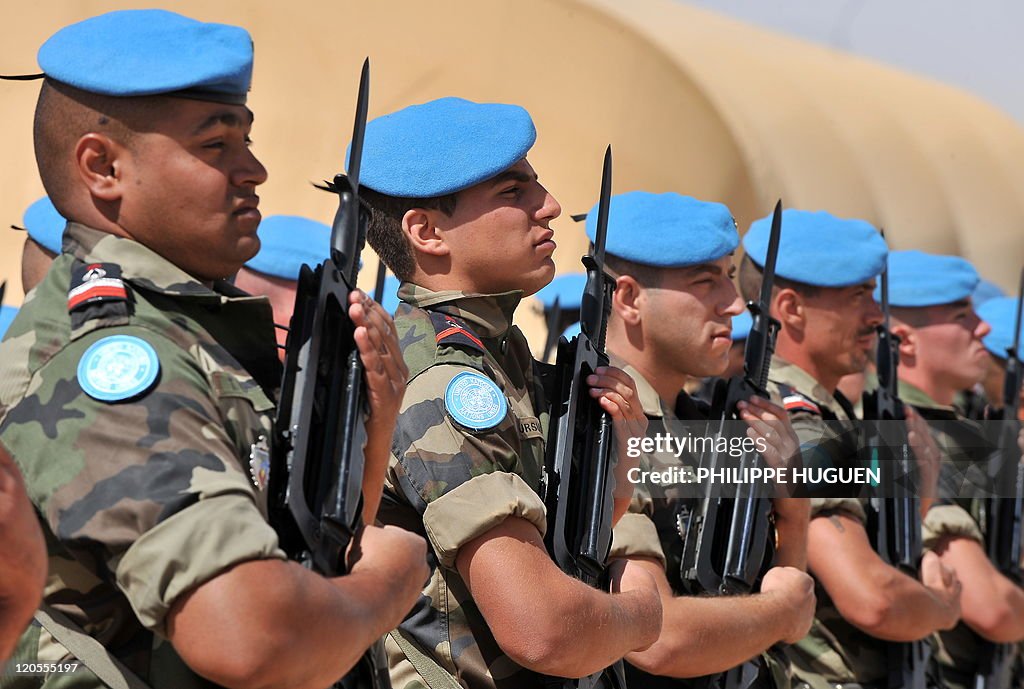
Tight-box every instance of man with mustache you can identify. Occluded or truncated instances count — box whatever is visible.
[357,97,663,689]
[738,211,963,689]
[593,191,815,689]
[0,10,427,688]
[884,252,1024,689]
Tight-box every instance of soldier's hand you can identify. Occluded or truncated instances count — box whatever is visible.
[586,366,648,514]
[349,289,408,430]
[0,442,47,663]
[905,406,940,499]
[919,550,962,630]
[350,289,409,521]
[759,566,815,643]
[736,396,801,474]
[347,524,429,606]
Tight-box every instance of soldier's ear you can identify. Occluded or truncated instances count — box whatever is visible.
[403,208,449,258]
[612,274,643,326]
[892,322,916,360]
[774,287,804,329]
[74,133,125,202]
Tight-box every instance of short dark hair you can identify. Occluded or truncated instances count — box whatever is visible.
[359,186,457,281]
[34,79,169,216]
[603,251,665,288]
[738,254,819,301]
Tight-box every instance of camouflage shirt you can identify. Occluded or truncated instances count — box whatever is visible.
[379,284,660,689]
[0,223,286,688]
[769,359,979,688]
[611,362,789,689]
[898,381,988,689]
[765,356,886,687]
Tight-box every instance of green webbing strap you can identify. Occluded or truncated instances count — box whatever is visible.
[33,605,150,689]
[387,630,463,689]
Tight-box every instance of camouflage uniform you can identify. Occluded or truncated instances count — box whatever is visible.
[610,362,790,689]
[0,223,285,688]
[898,381,994,689]
[769,358,980,689]
[379,284,660,689]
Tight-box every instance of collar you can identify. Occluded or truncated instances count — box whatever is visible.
[897,379,955,412]
[65,222,240,300]
[608,354,675,420]
[397,282,522,340]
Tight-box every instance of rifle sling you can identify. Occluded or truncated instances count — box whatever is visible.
[33,604,151,689]
[387,629,463,689]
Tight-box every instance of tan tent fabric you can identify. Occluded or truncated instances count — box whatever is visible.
[1,0,1021,352]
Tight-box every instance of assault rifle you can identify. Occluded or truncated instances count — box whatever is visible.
[542,146,624,689]
[862,242,929,689]
[681,200,782,600]
[975,268,1024,689]
[268,60,389,689]
[677,201,782,689]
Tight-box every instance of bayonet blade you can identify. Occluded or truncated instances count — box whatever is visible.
[347,58,370,191]
[593,146,612,265]
[757,200,782,309]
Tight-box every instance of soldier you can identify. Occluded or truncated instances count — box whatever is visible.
[737,211,963,689]
[883,252,1024,689]
[977,295,1024,417]
[357,97,663,689]
[0,10,427,689]
[0,442,46,666]
[233,214,330,355]
[13,196,64,293]
[591,191,815,688]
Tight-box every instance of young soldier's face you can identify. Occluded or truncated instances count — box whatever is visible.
[116,99,268,281]
[910,300,991,390]
[800,280,882,377]
[644,255,745,378]
[438,159,561,296]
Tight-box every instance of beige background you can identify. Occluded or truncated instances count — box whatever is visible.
[2,0,1022,346]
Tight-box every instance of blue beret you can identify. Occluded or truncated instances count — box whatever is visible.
[535,273,587,310]
[21,196,65,254]
[978,296,1024,359]
[0,306,18,339]
[877,250,979,307]
[355,97,536,197]
[972,278,1006,307]
[38,10,252,103]
[743,209,887,287]
[731,309,753,341]
[587,192,738,267]
[245,216,330,280]
[379,275,401,314]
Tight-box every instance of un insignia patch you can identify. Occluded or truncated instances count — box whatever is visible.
[444,371,508,431]
[77,335,160,402]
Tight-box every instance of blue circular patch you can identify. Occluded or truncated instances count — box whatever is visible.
[444,371,508,431]
[77,335,160,402]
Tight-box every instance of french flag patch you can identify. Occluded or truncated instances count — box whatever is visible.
[782,394,821,416]
[68,263,128,312]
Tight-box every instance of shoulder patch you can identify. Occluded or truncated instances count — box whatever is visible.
[68,262,128,312]
[444,371,508,431]
[77,335,160,402]
[782,394,821,416]
[428,311,485,353]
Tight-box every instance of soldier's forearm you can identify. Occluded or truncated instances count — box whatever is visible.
[772,500,810,570]
[627,592,793,677]
[167,558,413,689]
